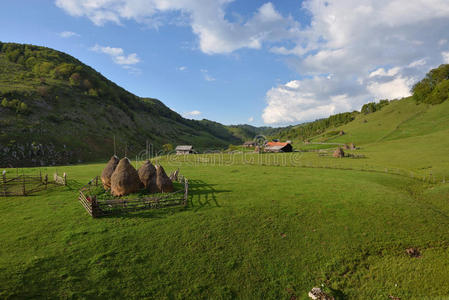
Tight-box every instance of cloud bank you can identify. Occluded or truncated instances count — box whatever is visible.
[263,0,449,124]
[56,0,449,124]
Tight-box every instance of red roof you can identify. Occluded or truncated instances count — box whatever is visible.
[266,142,289,147]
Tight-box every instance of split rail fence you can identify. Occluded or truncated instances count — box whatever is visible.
[1,171,66,197]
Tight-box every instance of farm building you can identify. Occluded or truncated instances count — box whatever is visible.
[175,145,194,155]
[264,142,293,153]
[243,141,256,148]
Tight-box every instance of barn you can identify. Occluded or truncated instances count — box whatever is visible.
[175,145,194,155]
[264,141,293,153]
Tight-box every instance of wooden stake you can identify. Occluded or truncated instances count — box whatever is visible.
[22,174,26,196]
[113,135,116,157]
[2,172,6,197]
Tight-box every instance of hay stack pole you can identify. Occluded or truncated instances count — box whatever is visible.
[156,165,174,193]
[138,161,158,193]
[110,158,142,196]
[101,156,119,190]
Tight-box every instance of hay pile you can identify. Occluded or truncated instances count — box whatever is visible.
[156,164,174,193]
[110,158,142,196]
[333,147,345,158]
[138,161,158,193]
[101,155,119,190]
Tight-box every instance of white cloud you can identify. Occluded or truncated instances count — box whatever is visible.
[59,31,80,38]
[367,76,414,100]
[91,44,140,66]
[248,116,254,122]
[369,67,401,78]
[408,58,427,68]
[55,0,300,54]
[262,0,449,124]
[200,69,215,82]
[183,110,202,118]
[263,77,355,124]
[442,52,449,63]
[178,66,187,71]
[55,0,449,124]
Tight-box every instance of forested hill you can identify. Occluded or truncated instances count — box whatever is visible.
[0,42,244,167]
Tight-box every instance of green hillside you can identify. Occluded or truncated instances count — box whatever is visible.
[0,42,243,167]
[272,64,449,147]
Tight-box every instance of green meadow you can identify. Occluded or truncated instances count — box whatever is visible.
[2,152,449,299]
[2,87,449,298]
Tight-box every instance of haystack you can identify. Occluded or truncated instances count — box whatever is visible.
[156,165,174,193]
[110,158,142,196]
[169,168,179,182]
[333,147,345,158]
[101,155,119,190]
[138,161,158,193]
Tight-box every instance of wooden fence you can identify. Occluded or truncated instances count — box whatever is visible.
[1,171,68,197]
[79,176,189,218]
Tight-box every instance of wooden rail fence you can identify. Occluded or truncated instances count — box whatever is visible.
[79,175,189,218]
[0,171,67,197]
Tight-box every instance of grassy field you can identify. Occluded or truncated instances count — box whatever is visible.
[1,159,449,299]
[1,95,449,299]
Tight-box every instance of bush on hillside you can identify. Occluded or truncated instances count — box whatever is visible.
[361,99,389,114]
[412,64,449,104]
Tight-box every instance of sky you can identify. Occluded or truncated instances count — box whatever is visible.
[1,0,449,126]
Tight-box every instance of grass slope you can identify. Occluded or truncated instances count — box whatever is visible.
[1,162,449,299]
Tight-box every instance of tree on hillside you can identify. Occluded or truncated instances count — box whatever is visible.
[162,144,173,152]
[413,64,449,104]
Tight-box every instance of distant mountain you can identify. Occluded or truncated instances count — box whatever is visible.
[0,42,245,167]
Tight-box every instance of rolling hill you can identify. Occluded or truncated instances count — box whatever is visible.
[0,42,247,167]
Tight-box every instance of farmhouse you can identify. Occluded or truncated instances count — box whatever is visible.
[264,141,293,153]
[175,145,194,155]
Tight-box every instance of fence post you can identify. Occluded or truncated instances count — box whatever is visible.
[45,174,48,189]
[183,178,188,206]
[22,175,26,196]
[2,172,6,197]
[91,196,98,218]
[63,173,67,186]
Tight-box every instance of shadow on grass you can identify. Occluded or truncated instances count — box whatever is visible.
[329,287,348,300]
[187,179,230,211]
[96,179,230,219]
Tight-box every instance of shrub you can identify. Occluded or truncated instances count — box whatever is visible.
[69,72,81,86]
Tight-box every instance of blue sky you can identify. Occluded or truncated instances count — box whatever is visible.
[1,1,449,126]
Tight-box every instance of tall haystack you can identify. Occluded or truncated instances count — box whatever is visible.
[333,147,345,158]
[156,165,174,193]
[110,158,142,196]
[101,155,119,190]
[138,161,158,193]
